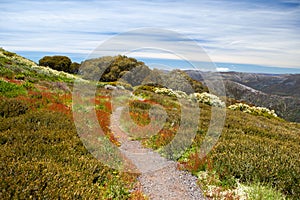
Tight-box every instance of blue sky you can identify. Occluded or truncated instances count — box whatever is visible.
[1,0,300,73]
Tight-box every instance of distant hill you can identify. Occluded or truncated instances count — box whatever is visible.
[221,72,300,98]
[224,80,300,122]
[185,70,300,122]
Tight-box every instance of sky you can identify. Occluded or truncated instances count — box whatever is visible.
[1,0,300,73]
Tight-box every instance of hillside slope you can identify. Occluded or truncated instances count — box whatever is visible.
[0,48,144,199]
[0,48,83,84]
[1,49,299,199]
[225,80,300,122]
[185,70,300,122]
[127,84,300,199]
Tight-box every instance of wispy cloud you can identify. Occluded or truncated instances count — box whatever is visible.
[0,0,299,69]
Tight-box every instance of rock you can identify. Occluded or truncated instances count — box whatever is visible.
[104,84,117,90]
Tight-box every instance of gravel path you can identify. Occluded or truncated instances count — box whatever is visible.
[111,107,205,200]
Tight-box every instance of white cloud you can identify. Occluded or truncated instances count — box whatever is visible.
[216,67,230,72]
[0,0,299,69]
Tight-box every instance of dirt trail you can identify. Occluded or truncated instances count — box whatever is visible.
[111,107,205,200]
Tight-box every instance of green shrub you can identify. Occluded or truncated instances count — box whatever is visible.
[15,74,25,80]
[0,99,28,118]
[135,85,157,92]
[0,67,14,79]
[202,111,300,199]
[22,81,34,90]
[0,110,137,199]
[245,182,287,200]
[0,80,27,97]
[130,100,152,110]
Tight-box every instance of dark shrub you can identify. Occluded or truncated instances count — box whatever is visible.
[39,56,72,73]
[0,99,28,118]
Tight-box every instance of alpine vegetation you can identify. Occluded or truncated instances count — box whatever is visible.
[191,92,226,108]
[228,103,278,118]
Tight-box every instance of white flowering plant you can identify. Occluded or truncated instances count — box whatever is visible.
[173,90,188,99]
[153,87,190,99]
[152,87,226,108]
[190,92,225,108]
[153,87,177,97]
[228,103,278,118]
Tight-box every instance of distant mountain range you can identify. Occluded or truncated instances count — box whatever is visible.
[185,70,300,123]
